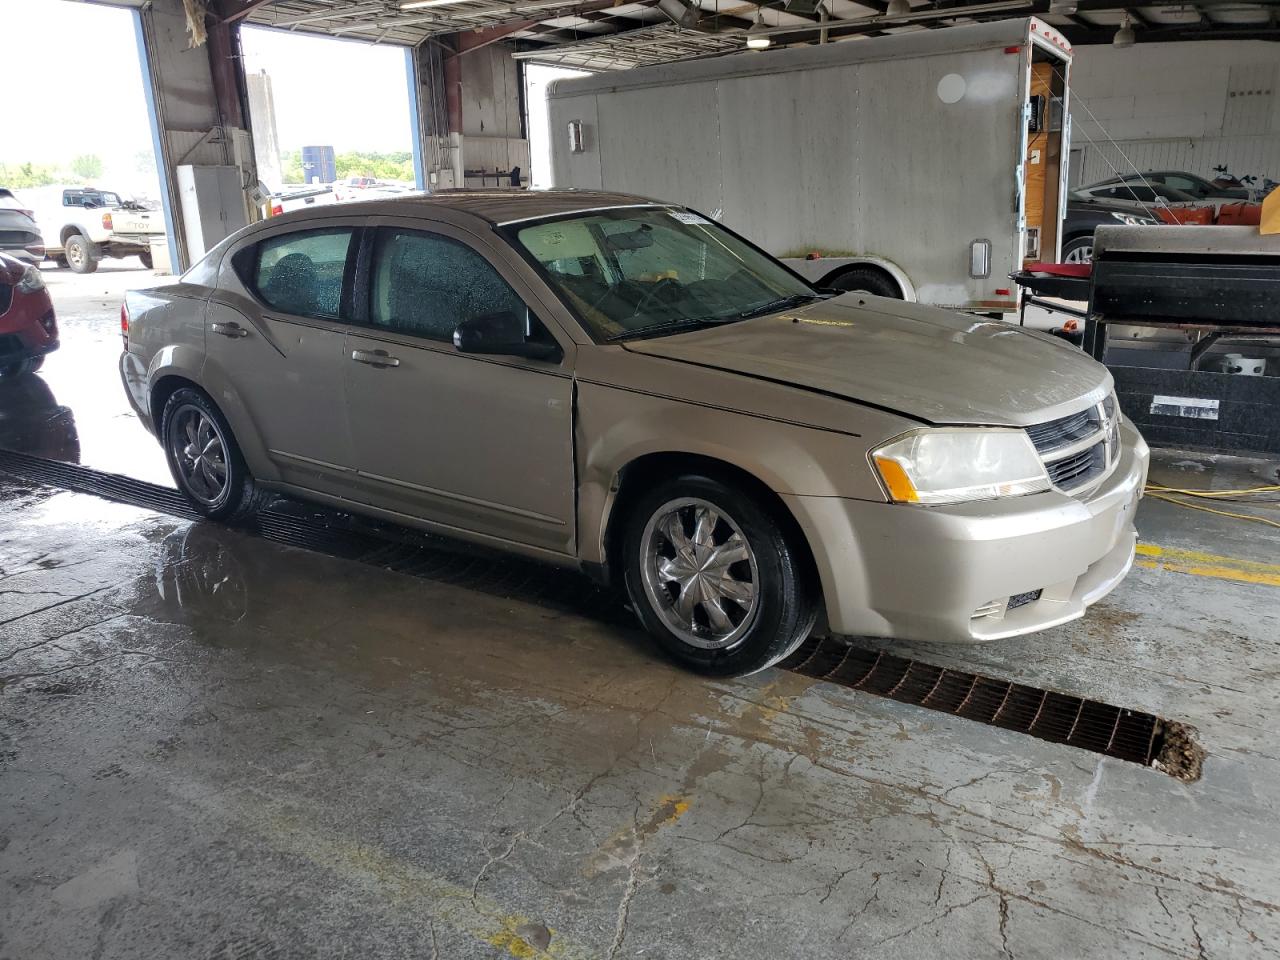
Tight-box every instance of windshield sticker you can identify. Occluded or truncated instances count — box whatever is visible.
[668,210,711,225]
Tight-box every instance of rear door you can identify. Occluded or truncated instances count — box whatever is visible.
[204,219,365,494]
[342,218,576,556]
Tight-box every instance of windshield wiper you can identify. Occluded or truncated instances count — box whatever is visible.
[732,292,826,321]
[608,316,741,342]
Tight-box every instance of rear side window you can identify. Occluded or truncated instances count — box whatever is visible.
[369,228,527,342]
[253,227,354,320]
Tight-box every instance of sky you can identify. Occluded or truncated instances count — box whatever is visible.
[525,65,588,188]
[0,0,413,187]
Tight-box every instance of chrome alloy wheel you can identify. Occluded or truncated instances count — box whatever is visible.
[1064,243,1093,264]
[168,405,229,506]
[640,497,760,650]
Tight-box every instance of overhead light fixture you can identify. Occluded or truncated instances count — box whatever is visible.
[746,11,771,49]
[885,0,912,17]
[657,0,700,28]
[1047,0,1077,13]
[1113,14,1135,46]
[399,0,473,10]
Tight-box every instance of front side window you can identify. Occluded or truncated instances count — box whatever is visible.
[253,227,354,320]
[369,228,529,342]
[506,207,818,342]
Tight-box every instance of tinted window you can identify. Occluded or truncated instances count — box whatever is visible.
[370,228,527,342]
[1162,175,1206,196]
[254,227,353,320]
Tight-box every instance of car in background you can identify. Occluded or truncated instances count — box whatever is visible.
[26,185,163,273]
[1060,191,1160,263]
[270,185,338,217]
[0,251,58,378]
[1073,178,1200,214]
[1081,171,1252,204]
[0,189,46,265]
[120,190,1148,677]
[333,176,377,201]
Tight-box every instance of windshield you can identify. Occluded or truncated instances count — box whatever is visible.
[507,207,818,341]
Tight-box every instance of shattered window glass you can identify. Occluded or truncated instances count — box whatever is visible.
[370,229,527,342]
[254,228,352,320]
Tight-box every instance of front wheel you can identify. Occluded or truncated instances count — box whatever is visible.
[1062,235,1094,264]
[160,387,269,521]
[64,235,98,274]
[622,474,816,676]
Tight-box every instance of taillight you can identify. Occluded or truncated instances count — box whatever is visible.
[121,302,130,349]
[270,203,283,217]
[102,212,113,230]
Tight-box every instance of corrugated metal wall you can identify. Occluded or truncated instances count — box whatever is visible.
[1073,134,1280,191]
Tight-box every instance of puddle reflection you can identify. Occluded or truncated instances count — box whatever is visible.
[0,373,80,463]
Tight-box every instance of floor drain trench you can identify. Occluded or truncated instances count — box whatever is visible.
[780,636,1205,781]
[0,449,1205,780]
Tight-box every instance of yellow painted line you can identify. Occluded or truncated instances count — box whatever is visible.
[1135,542,1280,588]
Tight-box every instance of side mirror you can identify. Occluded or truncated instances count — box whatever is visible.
[453,311,561,362]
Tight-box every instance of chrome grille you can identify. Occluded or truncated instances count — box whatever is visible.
[1026,394,1120,495]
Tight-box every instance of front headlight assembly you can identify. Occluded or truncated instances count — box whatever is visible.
[17,264,46,294]
[871,428,1050,505]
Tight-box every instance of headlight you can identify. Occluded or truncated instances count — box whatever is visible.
[871,428,1050,505]
[1109,211,1148,226]
[16,264,45,294]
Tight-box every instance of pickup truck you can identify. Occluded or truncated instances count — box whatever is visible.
[28,187,164,274]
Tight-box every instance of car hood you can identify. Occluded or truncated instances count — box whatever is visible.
[620,295,1112,427]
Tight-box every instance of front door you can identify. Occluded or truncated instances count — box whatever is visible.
[204,221,363,494]
[343,222,575,556]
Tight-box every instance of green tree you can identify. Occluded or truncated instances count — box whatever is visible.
[71,153,104,180]
[0,161,60,188]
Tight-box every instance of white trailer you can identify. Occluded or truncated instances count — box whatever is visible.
[548,18,1072,313]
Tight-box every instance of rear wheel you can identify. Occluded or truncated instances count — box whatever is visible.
[160,387,269,521]
[1062,235,1094,264]
[64,234,98,274]
[622,474,816,676]
[139,250,154,270]
[827,266,901,299]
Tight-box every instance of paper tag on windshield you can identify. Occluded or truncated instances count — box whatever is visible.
[668,210,710,225]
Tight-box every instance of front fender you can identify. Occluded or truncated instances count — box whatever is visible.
[575,379,888,567]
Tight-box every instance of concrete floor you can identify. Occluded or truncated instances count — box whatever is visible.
[2,269,1280,959]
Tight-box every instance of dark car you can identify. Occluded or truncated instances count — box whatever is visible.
[1060,190,1160,263]
[0,189,46,265]
[0,251,58,378]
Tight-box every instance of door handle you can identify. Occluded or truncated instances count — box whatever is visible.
[211,321,248,339]
[351,348,400,368]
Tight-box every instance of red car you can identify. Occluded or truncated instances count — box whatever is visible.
[0,252,58,378]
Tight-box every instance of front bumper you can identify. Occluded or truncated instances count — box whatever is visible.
[785,418,1150,643]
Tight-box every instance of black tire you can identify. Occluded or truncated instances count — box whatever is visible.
[0,358,41,378]
[827,266,901,299]
[64,234,98,274]
[139,250,154,270]
[160,387,270,522]
[1061,235,1094,265]
[621,473,817,677]
[54,255,69,269]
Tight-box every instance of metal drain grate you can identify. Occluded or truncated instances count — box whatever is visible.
[1,449,1202,778]
[781,635,1170,769]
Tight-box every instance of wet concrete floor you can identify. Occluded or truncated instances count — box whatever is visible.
[2,268,1280,958]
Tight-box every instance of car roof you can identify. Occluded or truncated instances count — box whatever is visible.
[262,188,665,231]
